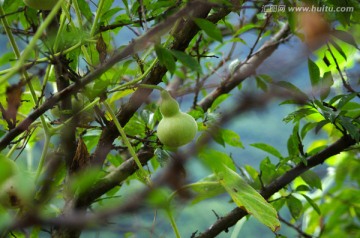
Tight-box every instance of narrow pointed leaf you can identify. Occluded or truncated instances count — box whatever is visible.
[308,59,320,88]
[251,143,282,159]
[194,18,223,42]
[331,30,359,50]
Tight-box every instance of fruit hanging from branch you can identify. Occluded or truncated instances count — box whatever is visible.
[157,90,198,148]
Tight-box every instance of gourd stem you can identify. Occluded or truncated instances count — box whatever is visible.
[103,101,151,185]
[166,207,181,238]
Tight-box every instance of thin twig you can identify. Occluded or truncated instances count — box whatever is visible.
[278,215,313,238]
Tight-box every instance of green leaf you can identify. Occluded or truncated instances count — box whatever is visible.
[338,116,360,141]
[0,156,18,185]
[77,0,93,22]
[234,23,257,36]
[308,59,320,89]
[155,45,176,74]
[217,165,280,232]
[194,18,223,42]
[283,108,317,123]
[244,165,261,189]
[154,148,170,167]
[331,30,359,50]
[301,194,321,215]
[100,7,122,22]
[124,115,146,137]
[329,39,347,61]
[301,170,322,190]
[255,76,268,91]
[320,72,334,100]
[272,197,286,211]
[315,120,329,134]
[336,93,356,110]
[199,149,236,172]
[221,129,244,148]
[287,195,303,219]
[276,81,308,100]
[251,143,282,159]
[210,126,226,147]
[287,124,301,159]
[295,185,311,192]
[260,157,277,185]
[285,5,296,33]
[211,94,230,111]
[301,122,317,139]
[147,188,171,208]
[185,174,226,204]
[70,168,101,195]
[170,50,202,73]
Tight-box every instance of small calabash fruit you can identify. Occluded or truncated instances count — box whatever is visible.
[157,90,198,148]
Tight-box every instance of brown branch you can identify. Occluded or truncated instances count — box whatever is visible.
[198,23,291,111]
[13,89,304,228]
[195,134,357,238]
[76,149,154,208]
[278,215,313,238]
[7,88,357,233]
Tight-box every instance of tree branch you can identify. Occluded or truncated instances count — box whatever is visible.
[195,134,357,238]
[76,149,154,207]
[198,23,291,111]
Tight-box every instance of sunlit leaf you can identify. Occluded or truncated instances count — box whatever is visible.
[221,129,244,148]
[211,94,229,111]
[199,149,236,172]
[217,165,280,232]
[183,174,225,204]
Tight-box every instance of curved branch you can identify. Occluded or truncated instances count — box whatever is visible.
[76,149,154,207]
[198,23,291,111]
[195,134,357,238]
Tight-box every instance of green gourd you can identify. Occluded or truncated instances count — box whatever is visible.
[0,159,34,209]
[23,0,57,10]
[157,90,198,148]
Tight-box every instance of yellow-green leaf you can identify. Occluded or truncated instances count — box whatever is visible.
[217,165,280,232]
